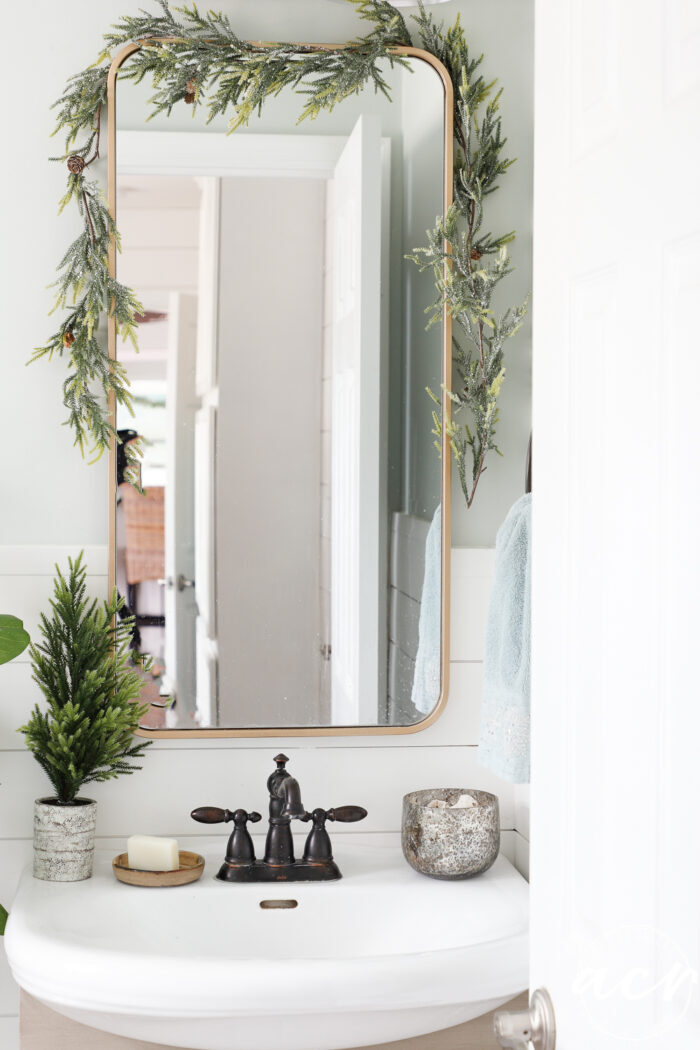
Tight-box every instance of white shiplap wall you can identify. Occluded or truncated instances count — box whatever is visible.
[0,545,526,1043]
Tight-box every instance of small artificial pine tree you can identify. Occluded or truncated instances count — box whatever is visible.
[21,552,151,804]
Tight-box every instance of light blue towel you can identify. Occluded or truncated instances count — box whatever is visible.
[411,505,442,715]
[478,494,531,783]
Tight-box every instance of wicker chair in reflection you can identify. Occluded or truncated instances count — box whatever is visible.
[120,483,166,634]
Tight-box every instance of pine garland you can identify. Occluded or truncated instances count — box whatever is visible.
[408,7,527,508]
[20,553,151,805]
[37,0,524,508]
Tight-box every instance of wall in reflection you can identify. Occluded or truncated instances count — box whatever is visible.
[217,176,329,727]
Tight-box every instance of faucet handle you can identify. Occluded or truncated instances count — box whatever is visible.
[299,805,368,825]
[190,806,235,824]
[301,805,367,864]
[225,810,262,866]
[327,806,368,823]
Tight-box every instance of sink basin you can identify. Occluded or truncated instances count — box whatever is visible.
[5,835,528,1050]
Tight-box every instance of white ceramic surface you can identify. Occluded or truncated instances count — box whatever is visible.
[5,835,528,1050]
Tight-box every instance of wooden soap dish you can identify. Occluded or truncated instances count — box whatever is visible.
[112,850,205,887]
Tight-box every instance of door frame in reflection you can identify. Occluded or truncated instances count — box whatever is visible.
[107,43,454,737]
[115,129,387,728]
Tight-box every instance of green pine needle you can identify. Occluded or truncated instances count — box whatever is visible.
[37,0,412,476]
[20,552,151,804]
[38,0,525,512]
[408,2,527,508]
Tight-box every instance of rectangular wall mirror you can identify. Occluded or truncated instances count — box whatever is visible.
[108,45,452,735]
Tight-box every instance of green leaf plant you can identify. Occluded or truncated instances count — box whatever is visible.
[20,552,151,806]
[0,616,30,935]
[0,616,30,667]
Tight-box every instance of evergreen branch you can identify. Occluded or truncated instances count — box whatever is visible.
[408,1,527,508]
[38,0,409,477]
[39,0,525,514]
[21,553,151,804]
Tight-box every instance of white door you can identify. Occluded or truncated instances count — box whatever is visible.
[330,115,383,725]
[529,1,700,1046]
[193,177,220,728]
[193,404,217,727]
[163,291,197,722]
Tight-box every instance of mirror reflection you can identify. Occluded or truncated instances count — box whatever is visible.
[114,55,448,730]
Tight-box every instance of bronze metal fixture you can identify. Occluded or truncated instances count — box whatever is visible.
[191,754,367,882]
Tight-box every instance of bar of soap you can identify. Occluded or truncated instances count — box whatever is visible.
[127,835,179,872]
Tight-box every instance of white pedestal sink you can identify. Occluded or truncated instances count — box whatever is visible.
[5,835,528,1050]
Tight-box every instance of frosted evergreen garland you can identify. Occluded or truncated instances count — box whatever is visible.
[37,0,524,506]
[21,553,151,805]
[409,7,527,507]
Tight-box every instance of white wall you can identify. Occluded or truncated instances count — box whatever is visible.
[0,2,533,1046]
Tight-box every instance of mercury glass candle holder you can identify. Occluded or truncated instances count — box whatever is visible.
[401,788,500,880]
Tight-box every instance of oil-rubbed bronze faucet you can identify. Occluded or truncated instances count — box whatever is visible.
[191,754,367,882]
[264,752,306,868]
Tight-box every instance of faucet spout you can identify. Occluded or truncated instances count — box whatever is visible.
[281,776,305,819]
[264,754,304,865]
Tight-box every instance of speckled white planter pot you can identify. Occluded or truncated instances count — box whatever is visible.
[33,798,97,882]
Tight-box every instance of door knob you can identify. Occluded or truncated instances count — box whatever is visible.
[156,576,194,591]
[494,988,556,1050]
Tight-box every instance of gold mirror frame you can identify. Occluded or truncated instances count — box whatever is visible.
[107,42,453,738]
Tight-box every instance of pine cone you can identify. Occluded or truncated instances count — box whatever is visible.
[184,80,196,104]
[67,155,86,175]
[63,329,75,348]
[470,248,483,261]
